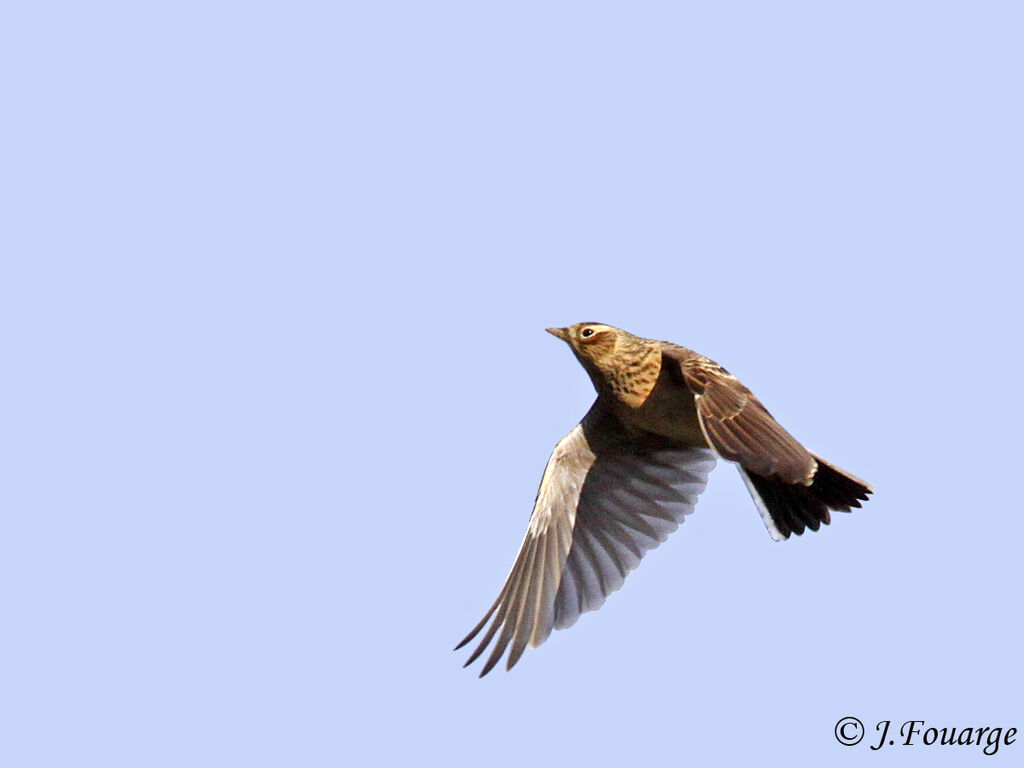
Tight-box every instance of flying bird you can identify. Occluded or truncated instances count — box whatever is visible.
[456,323,872,676]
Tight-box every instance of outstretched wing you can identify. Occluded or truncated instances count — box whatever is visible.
[663,345,817,485]
[661,343,872,541]
[456,403,715,676]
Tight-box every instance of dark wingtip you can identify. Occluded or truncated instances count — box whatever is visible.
[462,643,485,667]
[746,458,872,537]
[506,646,527,672]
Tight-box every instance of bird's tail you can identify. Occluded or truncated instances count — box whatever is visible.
[739,456,872,541]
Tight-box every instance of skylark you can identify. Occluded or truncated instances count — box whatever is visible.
[457,323,872,676]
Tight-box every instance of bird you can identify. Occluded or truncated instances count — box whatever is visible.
[456,323,872,676]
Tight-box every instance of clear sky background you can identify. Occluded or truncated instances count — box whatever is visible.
[3,2,1022,766]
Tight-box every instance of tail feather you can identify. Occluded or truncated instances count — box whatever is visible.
[740,455,872,541]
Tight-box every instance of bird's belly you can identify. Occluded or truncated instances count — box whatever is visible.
[618,387,707,446]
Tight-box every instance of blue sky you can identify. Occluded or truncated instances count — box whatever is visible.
[3,2,1022,766]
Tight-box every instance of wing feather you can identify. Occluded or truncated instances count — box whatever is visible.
[457,403,715,674]
[663,348,816,484]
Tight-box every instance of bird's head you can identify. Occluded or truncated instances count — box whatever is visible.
[547,322,618,365]
[545,323,654,385]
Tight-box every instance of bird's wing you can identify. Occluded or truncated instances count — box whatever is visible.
[456,403,715,676]
[662,345,817,485]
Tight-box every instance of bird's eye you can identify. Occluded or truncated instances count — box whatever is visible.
[580,328,595,338]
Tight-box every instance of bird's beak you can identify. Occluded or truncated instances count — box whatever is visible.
[546,327,569,342]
